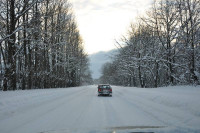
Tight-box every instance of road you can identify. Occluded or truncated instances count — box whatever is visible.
[0,85,200,133]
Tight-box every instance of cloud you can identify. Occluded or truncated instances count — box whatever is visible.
[69,0,153,54]
[71,0,152,14]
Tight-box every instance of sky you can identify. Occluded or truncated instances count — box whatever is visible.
[70,0,153,54]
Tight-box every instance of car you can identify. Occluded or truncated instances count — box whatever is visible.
[97,84,112,97]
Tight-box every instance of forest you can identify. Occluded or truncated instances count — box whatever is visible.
[0,0,93,91]
[100,0,200,87]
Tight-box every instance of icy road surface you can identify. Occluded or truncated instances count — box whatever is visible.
[0,85,200,133]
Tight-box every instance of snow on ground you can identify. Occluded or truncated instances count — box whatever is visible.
[0,85,200,133]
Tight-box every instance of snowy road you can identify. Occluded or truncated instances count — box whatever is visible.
[0,85,200,133]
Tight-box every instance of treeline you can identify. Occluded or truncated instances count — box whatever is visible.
[100,0,200,87]
[0,0,93,91]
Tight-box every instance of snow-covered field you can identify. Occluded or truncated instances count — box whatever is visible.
[0,85,200,133]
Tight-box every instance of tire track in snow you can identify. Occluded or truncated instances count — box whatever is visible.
[1,87,90,133]
[114,88,169,126]
[114,87,190,128]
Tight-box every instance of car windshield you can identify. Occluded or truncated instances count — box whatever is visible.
[0,0,200,133]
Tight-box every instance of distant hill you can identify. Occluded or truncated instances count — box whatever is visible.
[89,49,118,79]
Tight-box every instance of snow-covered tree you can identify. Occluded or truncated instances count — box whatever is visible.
[100,0,200,87]
[0,0,92,91]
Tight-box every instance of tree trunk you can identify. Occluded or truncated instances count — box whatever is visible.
[8,0,17,90]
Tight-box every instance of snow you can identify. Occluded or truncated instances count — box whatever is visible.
[0,85,200,133]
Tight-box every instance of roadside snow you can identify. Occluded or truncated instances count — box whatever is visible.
[0,85,200,133]
[0,87,81,120]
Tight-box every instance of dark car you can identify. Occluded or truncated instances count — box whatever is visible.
[97,84,112,97]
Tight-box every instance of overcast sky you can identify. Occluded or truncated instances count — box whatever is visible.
[70,0,153,54]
